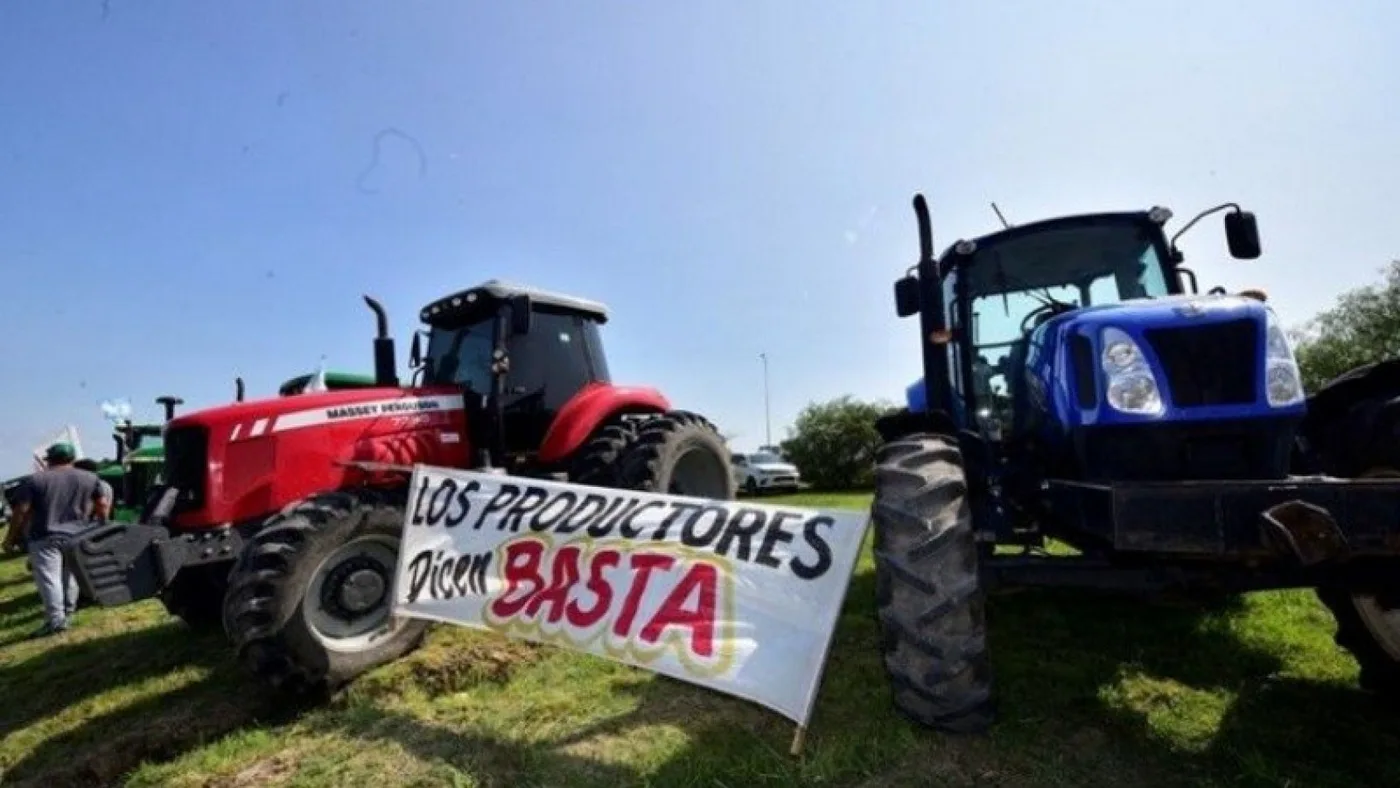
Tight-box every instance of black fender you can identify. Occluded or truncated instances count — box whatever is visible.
[874,407,958,444]
[1299,359,1400,476]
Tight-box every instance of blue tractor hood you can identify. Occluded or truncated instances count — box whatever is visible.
[1038,292,1302,428]
[906,293,1302,428]
[1047,293,1270,333]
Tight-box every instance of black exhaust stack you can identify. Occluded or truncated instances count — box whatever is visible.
[363,295,399,387]
[156,396,183,423]
[235,377,245,402]
[112,428,127,463]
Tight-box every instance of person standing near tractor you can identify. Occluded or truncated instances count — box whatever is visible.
[72,459,114,523]
[1,442,110,637]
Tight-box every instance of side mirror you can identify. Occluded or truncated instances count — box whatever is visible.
[1224,211,1261,260]
[409,332,423,368]
[510,294,533,335]
[894,275,920,318]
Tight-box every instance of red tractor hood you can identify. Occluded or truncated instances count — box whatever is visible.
[162,386,471,528]
[167,386,465,437]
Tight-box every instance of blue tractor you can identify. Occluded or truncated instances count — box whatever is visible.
[872,193,1400,733]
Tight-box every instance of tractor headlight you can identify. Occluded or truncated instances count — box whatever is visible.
[1101,327,1164,416]
[1264,310,1304,407]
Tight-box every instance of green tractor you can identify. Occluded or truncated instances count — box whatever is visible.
[276,370,377,397]
[106,396,184,521]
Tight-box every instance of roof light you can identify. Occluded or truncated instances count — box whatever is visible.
[466,292,478,302]
[954,240,977,255]
[451,297,462,306]
[1148,206,1173,224]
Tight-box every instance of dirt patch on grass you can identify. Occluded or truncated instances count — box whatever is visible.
[352,628,545,700]
[206,753,301,788]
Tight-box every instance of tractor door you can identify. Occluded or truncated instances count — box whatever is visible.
[966,286,1080,440]
[500,311,610,456]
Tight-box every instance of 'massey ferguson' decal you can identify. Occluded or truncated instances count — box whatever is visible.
[226,395,466,441]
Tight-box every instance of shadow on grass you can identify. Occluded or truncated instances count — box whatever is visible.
[1194,675,1400,787]
[6,557,1397,787]
[0,620,305,787]
[290,569,1400,787]
[4,661,306,788]
[318,708,648,788]
[957,580,1398,788]
[0,624,216,736]
[0,575,29,593]
[0,589,43,621]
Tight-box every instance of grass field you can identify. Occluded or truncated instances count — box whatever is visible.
[2,491,1398,787]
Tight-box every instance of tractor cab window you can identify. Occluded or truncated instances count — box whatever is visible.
[953,219,1172,435]
[504,311,607,409]
[500,310,611,452]
[424,319,495,397]
[970,285,1081,416]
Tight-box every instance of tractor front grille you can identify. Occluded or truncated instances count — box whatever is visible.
[162,425,208,512]
[1144,319,1259,408]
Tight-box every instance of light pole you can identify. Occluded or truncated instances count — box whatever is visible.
[759,352,771,448]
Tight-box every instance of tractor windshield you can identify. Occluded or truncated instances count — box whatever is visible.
[952,218,1172,426]
[423,319,496,396]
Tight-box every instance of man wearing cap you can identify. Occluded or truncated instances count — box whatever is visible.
[2,442,109,637]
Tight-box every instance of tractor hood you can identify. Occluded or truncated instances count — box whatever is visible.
[165,386,466,440]
[1046,293,1270,335]
[157,385,473,528]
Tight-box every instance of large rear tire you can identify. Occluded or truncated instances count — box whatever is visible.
[871,434,995,733]
[619,411,736,500]
[569,419,640,488]
[1313,392,1400,698]
[222,488,430,694]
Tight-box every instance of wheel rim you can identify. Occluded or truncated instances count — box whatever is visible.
[304,534,406,653]
[670,445,732,499]
[1350,466,1400,659]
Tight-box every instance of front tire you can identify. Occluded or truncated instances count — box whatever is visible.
[871,434,995,733]
[222,488,429,694]
[619,411,736,500]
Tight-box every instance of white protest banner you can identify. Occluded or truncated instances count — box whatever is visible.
[391,466,869,728]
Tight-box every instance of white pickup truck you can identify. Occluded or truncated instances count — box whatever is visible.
[730,450,802,495]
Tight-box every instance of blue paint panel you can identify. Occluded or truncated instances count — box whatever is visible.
[905,294,1308,446]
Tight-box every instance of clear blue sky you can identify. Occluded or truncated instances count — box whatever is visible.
[1,1,1396,474]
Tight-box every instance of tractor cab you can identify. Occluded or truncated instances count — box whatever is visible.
[410,280,613,463]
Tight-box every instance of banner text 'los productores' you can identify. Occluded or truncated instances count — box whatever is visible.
[392,466,869,726]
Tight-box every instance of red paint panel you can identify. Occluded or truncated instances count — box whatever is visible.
[536,382,670,464]
[171,386,472,528]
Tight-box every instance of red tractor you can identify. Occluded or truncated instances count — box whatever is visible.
[66,281,736,692]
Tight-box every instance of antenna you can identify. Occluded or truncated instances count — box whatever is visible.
[991,202,1011,229]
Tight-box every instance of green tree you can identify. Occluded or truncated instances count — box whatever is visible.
[780,396,898,490]
[1293,259,1400,393]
